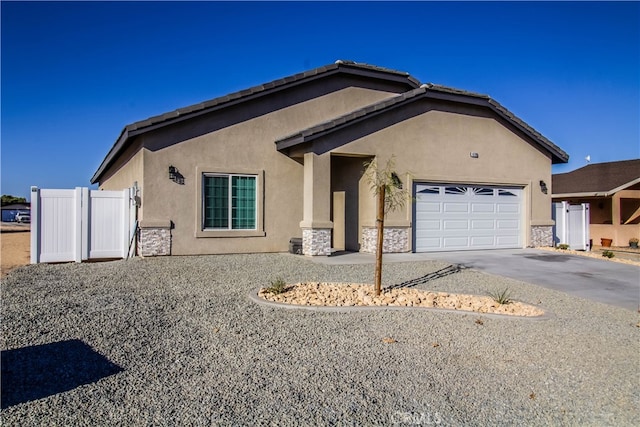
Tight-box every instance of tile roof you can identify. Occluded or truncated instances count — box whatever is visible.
[125,60,419,134]
[276,83,569,164]
[91,60,420,184]
[552,159,640,195]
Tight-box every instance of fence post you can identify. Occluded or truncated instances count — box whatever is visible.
[30,186,40,264]
[582,203,590,251]
[74,187,83,263]
[81,187,90,261]
[122,188,130,258]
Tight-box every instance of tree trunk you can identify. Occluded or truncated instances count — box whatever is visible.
[374,185,385,296]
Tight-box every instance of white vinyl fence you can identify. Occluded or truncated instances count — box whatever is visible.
[30,186,137,263]
[553,201,590,251]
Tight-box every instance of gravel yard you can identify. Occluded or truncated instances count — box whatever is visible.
[1,253,638,425]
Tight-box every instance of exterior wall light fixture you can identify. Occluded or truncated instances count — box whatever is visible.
[168,165,184,184]
[539,180,548,194]
[470,152,479,158]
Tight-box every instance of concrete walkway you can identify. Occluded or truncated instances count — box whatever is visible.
[310,249,640,311]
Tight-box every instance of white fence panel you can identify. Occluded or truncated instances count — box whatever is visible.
[567,204,590,250]
[552,201,590,251]
[32,188,82,263]
[88,189,129,259]
[31,186,137,264]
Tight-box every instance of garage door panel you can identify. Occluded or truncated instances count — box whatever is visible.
[471,220,495,230]
[443,220,469,230]
[416,220,441,230]
[497,204,520,214]
[416,201,441,213]
[444,203,469,213]
[471,203,495,213]
[471,236,494,246]
[443,237,469,248]
[497,219,519,230]
[415,183,523,252]
[496,235,519,246]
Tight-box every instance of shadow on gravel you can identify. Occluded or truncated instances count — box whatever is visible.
[1,339,123,409]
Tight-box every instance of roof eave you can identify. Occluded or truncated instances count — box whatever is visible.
[552,192,609,199]
[277,85,569,164]
[92,61,421,184]
[552,176,640,198]
[91,128,131,184]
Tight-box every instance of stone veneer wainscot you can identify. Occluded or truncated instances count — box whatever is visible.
[138,220,172,256]
[361,226,410,254]
[531,225,553,247]
[302,228,332,256]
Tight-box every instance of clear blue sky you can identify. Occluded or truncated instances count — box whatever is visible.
[2,1,639,200]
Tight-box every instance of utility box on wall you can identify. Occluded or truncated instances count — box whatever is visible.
[553,202,590,251]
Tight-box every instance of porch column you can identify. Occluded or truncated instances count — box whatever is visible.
[611,193,621,245]
[300,152,333,256]
[612,193,621,226]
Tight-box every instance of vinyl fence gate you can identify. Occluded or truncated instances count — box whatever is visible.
[30,186,138,263]
[552,201,590,251]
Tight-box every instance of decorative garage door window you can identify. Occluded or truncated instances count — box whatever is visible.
[414,183,523,252]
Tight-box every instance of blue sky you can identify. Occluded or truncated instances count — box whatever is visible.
[2,1,639,200]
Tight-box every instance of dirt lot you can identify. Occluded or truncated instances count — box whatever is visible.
[1,224,30,277]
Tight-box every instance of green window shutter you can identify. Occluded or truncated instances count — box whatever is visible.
[232,176,256,229]
[203,176,229,228]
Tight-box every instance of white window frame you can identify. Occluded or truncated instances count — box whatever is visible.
[202,173,257,231]
[195,168,265,238]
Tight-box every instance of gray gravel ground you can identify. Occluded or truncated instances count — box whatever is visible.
[1,253,638,426]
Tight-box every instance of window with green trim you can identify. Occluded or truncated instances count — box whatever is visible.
[203,174,256,230]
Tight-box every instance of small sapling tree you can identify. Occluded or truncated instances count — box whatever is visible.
[364,156,411,296]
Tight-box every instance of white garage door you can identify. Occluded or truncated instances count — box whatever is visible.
[414,184,523,252]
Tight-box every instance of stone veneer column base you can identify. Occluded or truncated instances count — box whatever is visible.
[138,221,172,256]
[531,225,553,247]
[302,228,332,256]
[361,227,410,254]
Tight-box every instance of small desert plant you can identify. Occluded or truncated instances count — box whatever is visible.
[557,244,569,250]
[488,288,513,305]
[265,277,288,295]
[602,250,615,259]
[630,237,639,244]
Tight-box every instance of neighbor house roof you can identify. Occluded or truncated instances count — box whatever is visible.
[552,159,640,197]
[276,83,569,164]
[90,60,420,184]
[1,203,30,210]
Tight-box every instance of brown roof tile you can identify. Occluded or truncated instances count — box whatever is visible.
[552,159,640,195]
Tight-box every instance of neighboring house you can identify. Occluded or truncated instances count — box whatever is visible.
[552,159,640,247]
[91,60,569,257]
[1,203,30,223]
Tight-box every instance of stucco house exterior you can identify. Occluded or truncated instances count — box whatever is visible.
[552,159,640,247]
[91,60,569,256]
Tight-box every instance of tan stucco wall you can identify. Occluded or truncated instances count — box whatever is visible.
[130,86,398,255]
[332,108,554,248]
[99,145,145,219]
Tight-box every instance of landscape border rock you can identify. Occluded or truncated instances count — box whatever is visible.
[251,282,550,319]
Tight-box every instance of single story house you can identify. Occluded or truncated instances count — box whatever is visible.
[91,60,569,256]
[552,159,640,247]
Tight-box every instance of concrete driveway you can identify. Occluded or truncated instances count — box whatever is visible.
[314,249,640,311]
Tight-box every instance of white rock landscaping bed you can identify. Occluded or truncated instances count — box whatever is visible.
[258,282,545,317]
